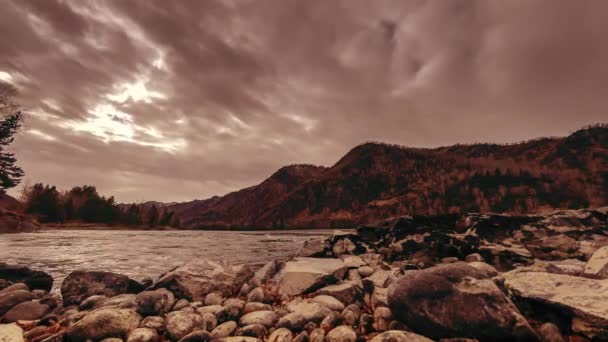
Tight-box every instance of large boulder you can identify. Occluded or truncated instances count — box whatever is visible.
[61,271,143,306]
[0,263,53,292]
[66,308,142,342]
[387,262,536,341]
[502,269,608,340]
[152,259,253,300]
[0,290,33,316]
[274,257,347,296]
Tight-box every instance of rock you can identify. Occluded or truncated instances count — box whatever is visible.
[173,299,190,311]
[177,330,211,342]
[100,294,138,309]
[362,270,396,290]
[309,328,324,342]
[79,295,109,310]
[369,330,434,342]
[371,286,388,307]
[249,261,283,287]
[537,322,565,342]
[0,283,28,295]
[136,288,175,316]
[246,287,264,303]
[340,255,366,268]
[243,302,272,314]
[292,331,308,342]
[140,316,164,330]
[196,305,223,315]
[583,246,608,278]
[314,283,360,304]
[238,283,251,297]
[466,262,499,278]
[61,271,141,307]
[0,290,33,316]
[99,338,123,342]
[0,323,24,342]
[239,311,276,328]
[303,322,317,334]
[201,313,217,331]
[267,328,293,342]
[235,324,266,339]
[465,253,483,263]
[165,311,205,341]
[224,298,245,309]
[2,301,50,322]
[357,266,374,277]
[216,304,242,323]
[23,326,48,340]
[213,337,260,342]
[274,258,347,296]
[373,307,392,332]
[31,289,47,299]
[204,292,224,306]
[326,326,356,342]
[502,269,608,340]
[127,328,160,342]
[544,259,586,276]
[311,295,344,311]
[332,238,356,256]
[66,308,142,342]
[341,305,360,326]
[319,311,341,333]
[210,321,238,339]
[388,262,537,341]
[153,259,253,300]
[442,257,459,264]
[297,239,327,257]
[0,264,53,292]
[276,312,307,330]
[285,300,332,323]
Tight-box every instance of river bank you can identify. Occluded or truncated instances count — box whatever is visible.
[0,208,607,341]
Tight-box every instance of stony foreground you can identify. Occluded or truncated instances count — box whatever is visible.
[0,208,607,342]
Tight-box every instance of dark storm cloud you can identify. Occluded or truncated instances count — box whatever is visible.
[1,0,607,202]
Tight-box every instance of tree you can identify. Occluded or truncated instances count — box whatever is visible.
[147,205,159,227]
[24,183,63,223]
[0,111,24,191]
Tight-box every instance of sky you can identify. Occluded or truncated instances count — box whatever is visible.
[1,0,607,203]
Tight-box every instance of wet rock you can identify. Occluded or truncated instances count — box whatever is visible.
[274,258,347,296]
[0,323,24,342]
[0,263,53,292]
[373,307,391,332]
[201,313,217,331]
[0,283,28,295]
[326,326,356,342]
[502,269,608,340]
[239,310,276,328]
[177,330,211,342]
[369,330,434,342]
[583,246,608,278]
[210,321,238,339]
[140,316,164,330]
[66,308,141,342]
[204,292,224,306]
[308,328,325,342]
[236,324,266,339]
[79,295,108,310]
[314,283,360,304]
[2,300,50,322]
[61,271,141,307]
[388,262,537,341]
[243,302,272,314]
[152,259,253,300]
[319,311,341,333]
[268,328,293,342]
[127,328,160,342]
[246,287,264,303]
[0,289,33,316]
[311,295,344,311]
[165,311,204,341]
[136,288,175,316]
[537,322,565,342]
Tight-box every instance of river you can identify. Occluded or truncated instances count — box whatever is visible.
[0,229,340,290]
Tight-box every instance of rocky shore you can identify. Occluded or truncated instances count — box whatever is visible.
[0,208,607,342]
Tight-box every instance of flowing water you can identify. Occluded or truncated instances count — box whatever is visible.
[0,229,340,290]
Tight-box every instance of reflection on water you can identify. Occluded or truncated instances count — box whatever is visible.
[0,229,338,290]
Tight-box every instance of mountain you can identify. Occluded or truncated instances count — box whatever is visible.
[168,125,608,229]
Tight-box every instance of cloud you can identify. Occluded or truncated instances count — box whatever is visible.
[1,0,607,202]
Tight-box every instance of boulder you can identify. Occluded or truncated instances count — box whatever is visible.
[274,258,347,296]
[61,271,142,306]
[502,269,608,340]
[165,311,204,341]
[387,262,537,341]
[0,323,24,342]
[0,263,53,292]
[238,311,276,328]
[369,330,434,342]
[0,290,33,316]
[66,308,141,342]
[2,301,49,322]
[583,246,608,278]
[136,288,175,316]
[152,259,253,300]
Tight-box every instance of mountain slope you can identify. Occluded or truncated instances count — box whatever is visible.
[170,125,608,229]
